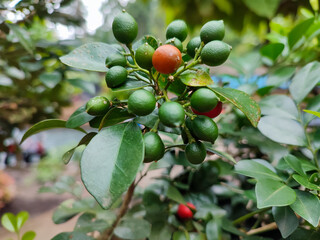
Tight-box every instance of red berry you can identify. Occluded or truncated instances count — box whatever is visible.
[177,202,196,220]
[192,101,223,118]
[152,45,182,74]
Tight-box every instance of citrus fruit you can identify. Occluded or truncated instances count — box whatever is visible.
[158,102,185,127]
[165,37,183,52]
[166,19,188,42]
[112,10,138,44]
[185,141,206,164]
[200,20,225,43]
[86,96,110,116]
[105,54,127,68]
[177,202,196,220]
[105,66,127,88]
[191,115,218,143]
[190,88,219,112]
[128,89,156,116]
[152,45,182,74]
[201,40,231,66]
[192,101,223,118]
[135,43,155,69]
[186,36,201,58]
[143,132,165,162]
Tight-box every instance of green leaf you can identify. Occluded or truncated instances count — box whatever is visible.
[149,222,172,240]
[74,213,109,233]
[256,179,296,208]
[205,145,236,164]
[179,70,213,86]
[111,78,150,93]
[257,116,307,146]
[288,18,314,49]
[39,71,62,88]
[259,95,298,120]
[304,109,320,118]
[81,122,144,209]
[289,228,320,240]
[303,95,320,124]
[158,75,186,95]
[206,218,222,240]
[284,155,306,177]
[1,213,17,233]
[60,42,119,72]
[292,174,320,191]
[166,185,186,204]
[266,66,296,86]
[290,190,320,227]
[51,232,94,240]
[194,204,226,220]
[133,35,158,50]
[209,87,261,127]
[114,218,151,239]
[67,78,96,95]
[22,231,36,240]
[221,218,247,237]
[20,119,86,144]
[6,23,34,54]
[235,160,282,181]
[66,105,95,129]
[16,211,29,230]
[242,0,280,18]
[289,61,320,103]
[260,43,284,62]
[272,206,299,238]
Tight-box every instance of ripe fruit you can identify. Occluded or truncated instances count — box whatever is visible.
[191,115,218,143]
[105,66,127,88]
[135,43,155,69]
[185,141,207,164]
[86,96,110,116]
[177,202,196,220]
[128,89,156,116]
[159,102,185,127]
[112,10,138,44]
[152,45,182,74]
[105,54,127,68]
[143,132,165,162]
[192,101,223,118]
[186,36,201,58]
[201,40,231,66]
[190,88,219,112]
[166,19,188,42]
[165,37,183,52]
[200,20,225,43]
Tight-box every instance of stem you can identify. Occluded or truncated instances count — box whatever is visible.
[247,222,278,235]
[172,58,201,78]
[232,207,271,225]
[99,182,136,240]
[182,124,195,143]
[150,119,160,132]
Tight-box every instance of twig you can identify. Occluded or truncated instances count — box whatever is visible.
[247,222,278,235]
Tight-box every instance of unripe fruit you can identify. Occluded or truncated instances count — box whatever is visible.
[192,101,223,118]
[105,54,127,68]
[105,66,127,88]
[191,115,218,143]
[201,40,231,66]
[165,37,183,52]
[186,36,201,58]
[86,96,110,116]
[200,20,225,43]
[159,102,185,127]
[112,10,138,44]
[135,43,155,69]
[128,89,156,116]
[152,45,182,74]
[143,132,165,162]
[185,141,206,164]
[166,20,188,42]
[190,88,219,112]
[177,202,196,220]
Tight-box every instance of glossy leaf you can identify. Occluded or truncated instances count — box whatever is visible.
[206,218,222,240]
[20,119,86,144]
[256,180,296,208]
[258,116,307,146]
[260,43,284,62]
[289,61,320,103]
[288,18,314,49]
[1,213,17,233]
[179,70,213,86]
[303,95,320,124]
[166,185,186,204]
[51,232,94,240]
[133,35,158,50]
[284,155,306,177]
[292,174,320,191]
[290,190,320,227]
[16,211,29,230]
[304,109,320,118]
[60,42,119,72]
[66,105,95,129]
[67,78,96,95]
[272,206,299,238]
[111,78,150,93]
[259,95,298,120]
[6,23,34,54]
[206,145,236,164]
[114,218,151,239]
[242,0,280,18]
[22,231,36,240]
[81,122,144,209]
[235,160,282,181]
[266,66,296,86]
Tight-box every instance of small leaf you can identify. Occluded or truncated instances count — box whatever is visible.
[303,95,320,125]
[1,213,17,233]
[166,185,186,204]
[272,206,299,238]
[289,61,320,103]
[111,78,150,93]
[66,105,95,129]
[6,23,34,54]
[256,180,296,208]
[284,154,306,177]
[133,35,158,50]
[266,66,296,86]
[292,174,320,191]
[205,144,236,164]
[290,190,320,227]
[258,116,307,146]
[179,70,214,86]
[51,232,94,240]
[39,71,62,88]
[81,122,144,209]
[242,0,280,18]
[22,231,36,240]
[60,42,119,72]
[206,218,222,240]
[114,218,151,239]
[67,78,96,95]
[209,87,261,127]
[235,160,282,181]
[16,211,29,230]
[221,218,247,237]
[288,18,314,49]
[20,119,86,144]
[304,109,320,118]
[260,43,284,62]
